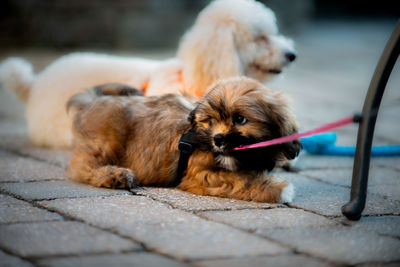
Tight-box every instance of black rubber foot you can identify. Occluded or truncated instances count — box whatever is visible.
[341,202,362,221]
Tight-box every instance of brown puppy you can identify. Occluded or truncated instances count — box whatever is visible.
[67,77,300,203]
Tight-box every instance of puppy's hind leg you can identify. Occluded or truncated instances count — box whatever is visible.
[67,94,138,189]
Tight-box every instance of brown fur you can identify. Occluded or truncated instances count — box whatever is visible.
[67,77,300,203]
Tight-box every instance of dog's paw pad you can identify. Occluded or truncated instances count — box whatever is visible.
[124,173,138,188]
[115,169,138,189]
[280,183,295,204]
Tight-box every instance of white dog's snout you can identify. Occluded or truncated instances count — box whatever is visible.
[272,35,295,52]
[285,51,297,62]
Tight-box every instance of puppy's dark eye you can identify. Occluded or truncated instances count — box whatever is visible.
[257,35,270,44]
[200,117,213,126]
[233,114,247,125]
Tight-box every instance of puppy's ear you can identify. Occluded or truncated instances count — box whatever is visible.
[188,108,197,126]
[271,91,299,136]
[177,23,241,95]
[281,140,302,160]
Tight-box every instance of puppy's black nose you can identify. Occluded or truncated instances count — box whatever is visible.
[285,52,297,62]
[213,134,225,147]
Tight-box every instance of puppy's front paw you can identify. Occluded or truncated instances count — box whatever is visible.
[280,183,295,204]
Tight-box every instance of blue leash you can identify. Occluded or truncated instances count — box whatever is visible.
[301,132,400,157]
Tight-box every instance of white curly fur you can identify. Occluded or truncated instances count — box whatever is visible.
[0,0,296,148]
[280,183,295,204]
[0,58,34,102]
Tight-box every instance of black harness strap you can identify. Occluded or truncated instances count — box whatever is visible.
[173,129,198,186]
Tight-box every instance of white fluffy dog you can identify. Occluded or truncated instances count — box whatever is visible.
[0,0,296,148]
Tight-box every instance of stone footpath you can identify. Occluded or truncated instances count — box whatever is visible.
[0,20,399,266]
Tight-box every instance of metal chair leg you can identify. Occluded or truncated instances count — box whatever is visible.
[341,20,400,221]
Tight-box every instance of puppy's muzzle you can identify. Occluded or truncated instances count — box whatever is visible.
[213,134,225,147]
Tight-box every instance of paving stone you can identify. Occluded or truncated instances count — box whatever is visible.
[0,221,139,258]
[279,172,400,217]
[39,195,288,260]
[0,138,70,169]
[0,180,131,200]
[0,150,66,182]
[371,157,400,172]
[0,250,34,267]
[194,254,334,267]
[15,146,70,169]
[300,167,400,201]
[260,225,400,265]
[0,194,63,223]
[132,187,282,211]
[373,112,400,144]
[359,262,400,267]
[0,135,28,156]
[36,252,189,267]
[293,154,355,170]
[0,120,70,169]
[198,208,335,232]
[368,184,400,202]
[343,216,400,238]
[300,166,399,188]
[0,120,27,137]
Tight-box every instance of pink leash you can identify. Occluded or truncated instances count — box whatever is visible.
[234,114,360,151]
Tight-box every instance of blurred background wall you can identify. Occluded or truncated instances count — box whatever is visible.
[1,0,398,50]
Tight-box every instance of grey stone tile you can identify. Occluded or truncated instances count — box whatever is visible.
[0,139,70,169]
[300,166,400,201]
[293,154,355,170]
[278,172,400,217]
[0,120,70,169]
[343,216,400,238]
[0,120,27,137]
[0,150,66,182]
[359,263,400,267]
[0,221,139,258]
[39,195,288,260]
[260,225,400,265]
[0,194,63,223]
[0,250,34,267]
[300,166,399,188]
[374,111,400,144]
[198,208,335,232]
[0,180,131,200]
[194,254,334,267]
[0,135,27,155]
[369,184,400,202]
[36,252,189,267]
[16,146,70,169]
[371,157,400,172]
[132,187,282,211]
